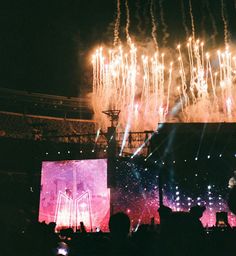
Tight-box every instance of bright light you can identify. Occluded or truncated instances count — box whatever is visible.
[92,40,236,131]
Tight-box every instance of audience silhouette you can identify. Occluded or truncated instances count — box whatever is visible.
[107,212,136,255]
[1,204,236,256]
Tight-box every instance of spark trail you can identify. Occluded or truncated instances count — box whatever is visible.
[150,0,158,49]
[114,0,121,46]
[221,0,229,46]
[189,0,196,41]
[125,0,132,46]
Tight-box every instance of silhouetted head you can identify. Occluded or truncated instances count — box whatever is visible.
[228,185,236,214]
[48,222,56,232]
[109,212,130,238]
[190,205,206,219]
[158,205,172,220]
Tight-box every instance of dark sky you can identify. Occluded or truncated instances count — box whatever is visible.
[0,0,235,97]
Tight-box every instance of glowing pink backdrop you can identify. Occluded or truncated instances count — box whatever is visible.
[39,159,110,231]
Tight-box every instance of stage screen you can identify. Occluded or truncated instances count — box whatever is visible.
[113,157,236,228]
[39,159,110,231]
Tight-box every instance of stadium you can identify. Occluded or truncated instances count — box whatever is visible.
[2,0,236,255]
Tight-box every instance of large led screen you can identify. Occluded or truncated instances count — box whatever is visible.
[113,158,236,228]
[39,159,110,231]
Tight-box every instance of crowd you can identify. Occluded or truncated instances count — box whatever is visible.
[0,112,95,141]
[1,206,236,256]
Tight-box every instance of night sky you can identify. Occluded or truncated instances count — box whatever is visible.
[0,0,235,96]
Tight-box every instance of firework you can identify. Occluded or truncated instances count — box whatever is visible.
[91,1,235,132]
[92,39,236,131]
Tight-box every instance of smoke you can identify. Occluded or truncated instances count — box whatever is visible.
[159,0,169,47]
[206,0,218,47]
[135,0,143,36]
[181,0,189,38]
